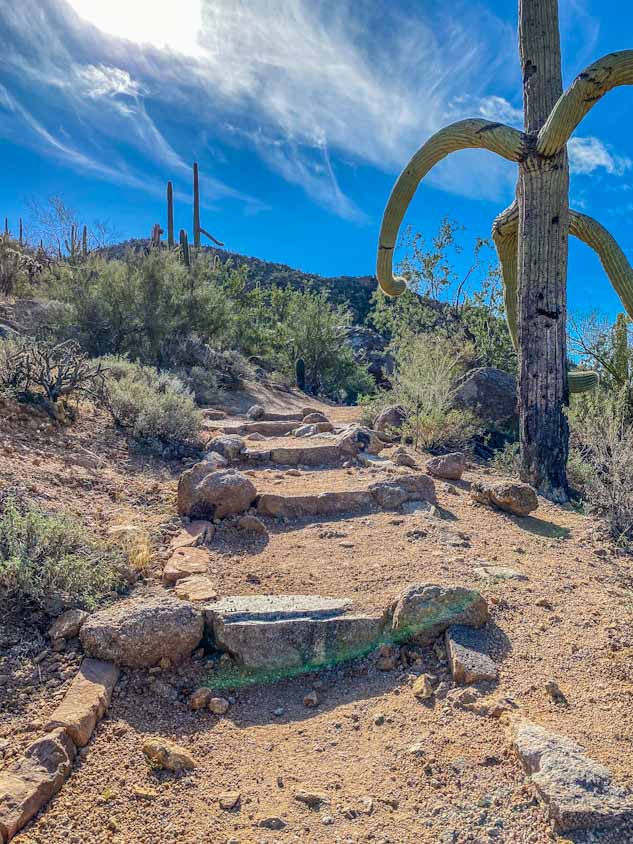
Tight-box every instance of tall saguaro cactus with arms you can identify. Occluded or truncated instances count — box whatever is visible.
[376,0,633,502]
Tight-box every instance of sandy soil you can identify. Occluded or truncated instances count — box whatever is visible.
[2,395,633,844]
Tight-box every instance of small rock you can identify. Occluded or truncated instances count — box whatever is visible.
[303,690,319,708]
[48,609,88,641]
[209,697,230,715]
[471,480,538,517]
[238,515,268,535]
[426,452,466,480]
[219,791,241,810]
[545,679,568,705]
[190,688,212,710]
[445,626,498,685]
[142,738,195,771]
[412,674,434,700]
[392,447,417,468]
[259,816,286,830]
[294,789,329,809]
[247,404,265,421]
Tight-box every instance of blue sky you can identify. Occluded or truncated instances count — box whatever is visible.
[1,0,632,317]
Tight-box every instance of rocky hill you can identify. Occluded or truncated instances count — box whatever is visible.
[101,239,377,325]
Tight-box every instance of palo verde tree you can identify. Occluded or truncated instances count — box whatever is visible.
[376,0,633,502]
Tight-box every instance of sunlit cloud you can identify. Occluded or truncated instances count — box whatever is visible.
[568,136,632,177]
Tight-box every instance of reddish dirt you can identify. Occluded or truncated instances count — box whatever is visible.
[2,396,633,844]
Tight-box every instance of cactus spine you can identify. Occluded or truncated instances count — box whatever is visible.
[179,229,190,267]
[167,181,175,248]
[193,162,201,249]
[295,358,306,392]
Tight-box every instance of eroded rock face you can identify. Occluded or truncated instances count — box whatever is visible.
[374,405,406,435]
[163,547,210,584]
[390,584,489,645]
[303,412,329,425]
[177,465,257,519]
[453,367,517,429]
[426,452,466,481]
[513,720,633,831]
[80,592,203,668]
[471,480,538,517]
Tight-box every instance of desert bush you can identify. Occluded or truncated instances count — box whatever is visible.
[389,331,482,450]
[0,336,104,418]
[569,393,633,544]
[491,441,521,476]
[0,491,123,612]
[100,356,202,448]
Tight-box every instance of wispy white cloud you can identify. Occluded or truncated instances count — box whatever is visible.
[1,0,519,217]
[449,94,524,127]
[568,136,632,177]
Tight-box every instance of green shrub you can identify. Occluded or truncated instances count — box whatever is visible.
[389,331,482,450]
[0,492,123,612]
[101,356,202,448]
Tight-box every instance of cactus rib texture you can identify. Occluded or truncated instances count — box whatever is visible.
[376,120,525,298]
[492,204,633,392]
[538,51,633,157]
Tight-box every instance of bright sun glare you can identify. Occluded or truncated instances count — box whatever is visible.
[66,0,203,56]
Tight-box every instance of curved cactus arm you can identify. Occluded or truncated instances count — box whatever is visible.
[377,119,525,297]
[492,201,519,349]
[538,51,633,157]
[491,205,624,392]
[569,211,633,323]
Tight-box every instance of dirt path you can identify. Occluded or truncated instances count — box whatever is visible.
[2,396,633,843]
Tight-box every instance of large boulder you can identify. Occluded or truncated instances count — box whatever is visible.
[453,367,517,429]
[390,584,489,644]
[374,405,406,435]
[246,404,265,421]
[177,465,257,519]
[80,592,203,668]
[471,480,538,517]
[426,452,466,480]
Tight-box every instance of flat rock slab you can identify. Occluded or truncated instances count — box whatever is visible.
[256,490,374,519]
[268,444,343,466]
[163,547,210,584]
[445,625,499,685]
[174,575,218,602]
[390,584,489,645]
[206,595,352,623]
[169,521,214,551]
[0,728,76,842]
[205,595,382,671]
[475,565,528,582]
[44,658,119,747]
[513,720,633,831]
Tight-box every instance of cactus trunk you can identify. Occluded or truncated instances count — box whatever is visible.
[167,181,175,248]
[19,218,23,247]
[82,225,88,257]
[193,163,201,249]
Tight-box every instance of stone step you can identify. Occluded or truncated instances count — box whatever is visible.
[243,442,344,466]
[204,595,384,671]
[253,472,436,519]
[206,420,301,437]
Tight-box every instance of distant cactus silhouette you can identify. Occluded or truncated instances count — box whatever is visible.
[167,181,175,248]
[295,357,306,392]
[179,229,190,268]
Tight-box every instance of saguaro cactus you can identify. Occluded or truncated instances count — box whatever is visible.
[19,218,23,247]
[179,229,190,268]
[191,163,225,249]
[167,181,175,248]
[376,0,633,500]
